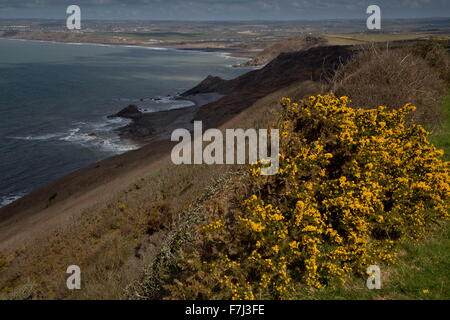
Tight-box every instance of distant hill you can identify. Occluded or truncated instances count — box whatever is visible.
[238,35,327,67]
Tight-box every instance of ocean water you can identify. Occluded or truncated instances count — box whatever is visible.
[0,38,249,207]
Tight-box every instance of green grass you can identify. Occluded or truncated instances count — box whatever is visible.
[429,93,450,161]
[367,92,450,300]
[294,223,450,300]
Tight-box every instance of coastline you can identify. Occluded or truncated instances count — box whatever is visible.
[0,43,350,258]
[0,36,252,208]
[0,36,253,61]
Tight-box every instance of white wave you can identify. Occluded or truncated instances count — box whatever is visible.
[59,128,96,143]
[0,193,25,207]
[8,118,137,154]
[67,42,114,47]
[8,133,64,141]
[124,45,169,51]
[84,117,131,132]
[105,117,132,126]
[58,127,138,154]
[152,96,194,106]
[96,138,138,153]
[139,96,195,113]
[167,101,195,110]
[216,52,232,59]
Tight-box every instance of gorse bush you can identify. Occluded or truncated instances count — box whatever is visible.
[168,94,449,300]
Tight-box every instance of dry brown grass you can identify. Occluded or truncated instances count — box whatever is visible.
[412,39,450,84]
[323,33,450,46]
[330,43,447,126]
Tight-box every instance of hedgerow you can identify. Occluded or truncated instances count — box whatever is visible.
[168,94,449,300]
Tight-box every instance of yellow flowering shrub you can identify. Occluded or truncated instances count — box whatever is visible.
[168,94,449,300]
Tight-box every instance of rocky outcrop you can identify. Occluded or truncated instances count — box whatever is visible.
[108,104,142,119]
[181,75,232,96]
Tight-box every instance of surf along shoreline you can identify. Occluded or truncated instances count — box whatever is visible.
[0,37,252,147]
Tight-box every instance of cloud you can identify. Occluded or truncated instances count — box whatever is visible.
[0,0,448,19]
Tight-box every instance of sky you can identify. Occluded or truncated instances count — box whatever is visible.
[0,0,449,20]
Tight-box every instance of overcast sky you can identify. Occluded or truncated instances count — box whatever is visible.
[0,0,449,20]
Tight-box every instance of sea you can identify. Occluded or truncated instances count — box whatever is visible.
[0,38,249,207]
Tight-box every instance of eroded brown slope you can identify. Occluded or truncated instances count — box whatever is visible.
[187,45,353,128]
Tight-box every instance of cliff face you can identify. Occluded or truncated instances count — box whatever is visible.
[181,75,231,96]
[112,45,353,141]
[191,45,353,128]
[108,104,142,119]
